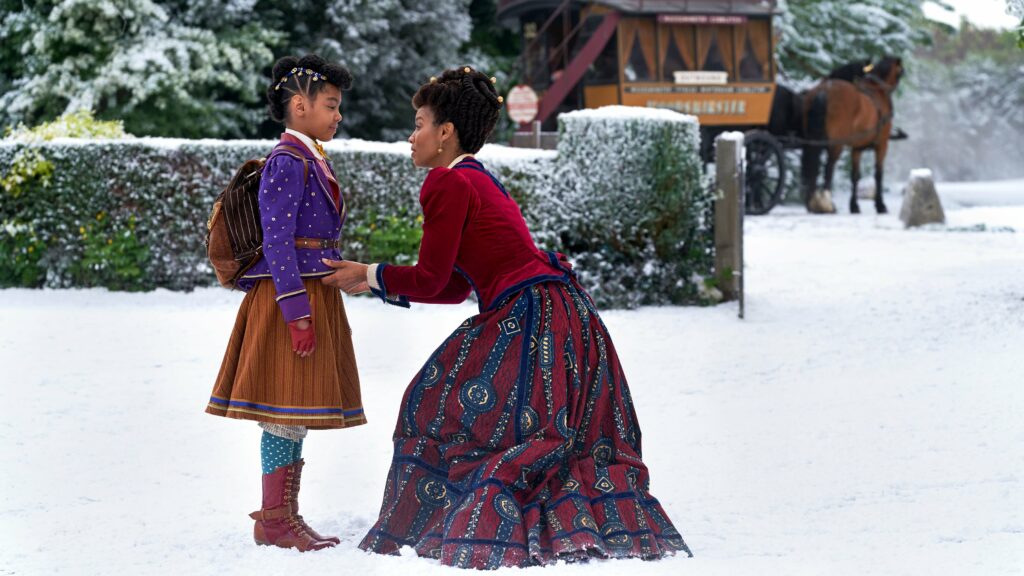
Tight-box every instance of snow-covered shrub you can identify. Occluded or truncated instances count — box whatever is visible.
[0,108,714,307]
[546,106,712,308]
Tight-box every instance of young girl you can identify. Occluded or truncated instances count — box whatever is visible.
[205,54,364,552]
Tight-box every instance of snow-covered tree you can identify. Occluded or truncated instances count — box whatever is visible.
[887,23,1024,181]
[776,0,932,81]
[0,0,279,138]
[310,0,475,141]
[1007,0,1024,47]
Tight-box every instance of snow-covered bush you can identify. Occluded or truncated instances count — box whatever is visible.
[547,107,712,308]
[0,108,713,307]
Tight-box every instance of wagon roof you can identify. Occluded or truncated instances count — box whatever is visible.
[497,0,779,20]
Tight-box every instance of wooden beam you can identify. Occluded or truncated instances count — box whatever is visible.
[537,11,621,124]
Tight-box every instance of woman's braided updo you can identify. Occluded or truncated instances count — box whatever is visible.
[412,66,503,154]
[266,54,353,124]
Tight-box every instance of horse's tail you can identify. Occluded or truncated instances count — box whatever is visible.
[805,88,828,143]
[801,88,829,202]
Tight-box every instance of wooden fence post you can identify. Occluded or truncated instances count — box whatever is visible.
[714,133,745,318]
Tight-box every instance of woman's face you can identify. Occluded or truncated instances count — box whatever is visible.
[409,106,453,168]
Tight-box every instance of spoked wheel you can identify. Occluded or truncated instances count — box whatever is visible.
[743,130,787,215]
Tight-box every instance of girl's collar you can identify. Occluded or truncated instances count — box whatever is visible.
[284,128,324,160]
[447,153,474,169]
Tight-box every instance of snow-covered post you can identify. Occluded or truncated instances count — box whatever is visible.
[715,132,744,315]
[899,168,945,228]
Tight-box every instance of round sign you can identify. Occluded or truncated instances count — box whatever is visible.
[506,84,539,124]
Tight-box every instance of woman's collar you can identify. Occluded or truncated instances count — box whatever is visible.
[447,153,474,169]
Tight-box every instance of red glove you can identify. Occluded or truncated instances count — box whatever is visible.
[287,318,316,355]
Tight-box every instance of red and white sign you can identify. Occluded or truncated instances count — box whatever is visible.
[506,85,539,124]
[657,14,748,25]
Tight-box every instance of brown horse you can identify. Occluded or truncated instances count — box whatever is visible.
[800,57,904,214]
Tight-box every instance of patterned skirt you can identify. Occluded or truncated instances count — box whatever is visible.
[358,279,691,568]
[205,278,366,429]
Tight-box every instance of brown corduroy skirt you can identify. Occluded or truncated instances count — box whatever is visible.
[206,278,366,429]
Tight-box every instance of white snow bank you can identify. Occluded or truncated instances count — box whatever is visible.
[0,136,559,163]
[935,178,1024,208]
[561,105,697,125]
[3,203,1023,576]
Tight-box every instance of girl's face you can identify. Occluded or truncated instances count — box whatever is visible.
[409,106,455,168]
[290,84,343,142]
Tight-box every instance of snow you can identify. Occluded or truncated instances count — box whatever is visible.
[560,105,698,125]
[936,179,1024,208]
[718,131,745,143]
[2,181,1023,575]
[0,137,559,164]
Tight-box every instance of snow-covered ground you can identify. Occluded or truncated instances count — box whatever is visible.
[1,181,1022,576]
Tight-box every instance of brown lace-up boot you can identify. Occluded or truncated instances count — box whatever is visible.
[250,462,335,552]
[288,459,341,544]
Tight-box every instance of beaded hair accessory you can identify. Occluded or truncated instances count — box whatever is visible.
[429,67,504,105]
[274,67,325,91]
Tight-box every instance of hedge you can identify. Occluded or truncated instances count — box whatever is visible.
[0,106,715,308]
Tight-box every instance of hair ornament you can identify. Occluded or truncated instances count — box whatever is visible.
[464,67,471,73]
[274,68,325,91]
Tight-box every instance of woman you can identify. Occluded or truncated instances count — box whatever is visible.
[322,67,691,568]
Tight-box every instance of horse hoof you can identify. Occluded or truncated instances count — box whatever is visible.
[850,203,861,214]
[876,204,888,214]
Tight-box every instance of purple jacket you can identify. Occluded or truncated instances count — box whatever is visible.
[237,137,346,322]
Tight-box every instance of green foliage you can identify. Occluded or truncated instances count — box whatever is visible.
[5,110,128,142]
[1,148,53,197]
[348,211,424,266]
[68,213,151,291]
[0,221,46,288]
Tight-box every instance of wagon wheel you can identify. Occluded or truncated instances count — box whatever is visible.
[743,130,787,215]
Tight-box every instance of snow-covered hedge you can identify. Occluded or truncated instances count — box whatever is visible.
[0,107,712,307]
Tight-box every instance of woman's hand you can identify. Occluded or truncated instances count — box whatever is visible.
[321,258,370,295]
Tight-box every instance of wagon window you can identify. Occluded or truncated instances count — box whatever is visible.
[737,19,771,81]
[620,18,656,82]
[660,25,695,81]
[697,26,734,79]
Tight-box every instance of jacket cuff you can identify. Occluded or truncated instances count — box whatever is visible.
[367,263,381,290]
[278,292,312,322]
[369,263,410,308]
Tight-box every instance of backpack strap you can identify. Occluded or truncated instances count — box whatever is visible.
[267,143,310,184]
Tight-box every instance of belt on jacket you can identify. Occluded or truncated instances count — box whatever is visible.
[294,237,340,250]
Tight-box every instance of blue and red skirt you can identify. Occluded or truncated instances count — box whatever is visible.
[359,278,691,568]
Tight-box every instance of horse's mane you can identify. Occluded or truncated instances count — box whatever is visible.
[870,57,903,83]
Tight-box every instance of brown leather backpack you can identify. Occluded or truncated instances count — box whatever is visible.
[205,145,308,288]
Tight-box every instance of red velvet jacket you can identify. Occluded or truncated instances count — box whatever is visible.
[371,157,570,312]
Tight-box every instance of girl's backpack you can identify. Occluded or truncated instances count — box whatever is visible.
[205,145,308,288]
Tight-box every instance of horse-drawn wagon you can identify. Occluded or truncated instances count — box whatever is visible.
[497,0,904,214]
